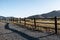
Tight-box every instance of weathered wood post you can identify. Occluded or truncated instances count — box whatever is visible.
[34,18,36,30]
[11,18,13,22]
[20,18,21,24]
[55,16,57,34]
[24,18,26,26]
[12,18,13,22]
[12,18,14,23]
[17,18,19,23]
[16,18,18,23]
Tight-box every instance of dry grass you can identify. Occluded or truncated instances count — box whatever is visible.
[17,19,60,33]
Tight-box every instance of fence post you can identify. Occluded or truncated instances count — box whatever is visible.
[17,18,19,23]
[34,18,36,29]
[17,18,18,23]
[24,18,26,26]
[20,18,21,24]
[55,16,57,34]
[13,18,14,23]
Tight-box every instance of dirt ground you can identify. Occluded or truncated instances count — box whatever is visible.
[0,22,60,40]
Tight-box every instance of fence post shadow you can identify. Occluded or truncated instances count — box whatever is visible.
[5,23,9,29]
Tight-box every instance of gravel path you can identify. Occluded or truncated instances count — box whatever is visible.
[0,22,60,40]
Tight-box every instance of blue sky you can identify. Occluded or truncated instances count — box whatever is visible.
[0,0,60,18]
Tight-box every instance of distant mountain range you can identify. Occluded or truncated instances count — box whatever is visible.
[28,10,60,18]
[0,16,15,20]
[0,10,60,20]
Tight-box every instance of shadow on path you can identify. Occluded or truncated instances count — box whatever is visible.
[38,33,55,38]
[5,23,39,40]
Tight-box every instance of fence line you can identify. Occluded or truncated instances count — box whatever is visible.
[16,17,58,34]
[0,16,59,34]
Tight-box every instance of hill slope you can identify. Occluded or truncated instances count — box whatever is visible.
[28,10,60,18]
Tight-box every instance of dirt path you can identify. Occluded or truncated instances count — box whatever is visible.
[0,22,60,40]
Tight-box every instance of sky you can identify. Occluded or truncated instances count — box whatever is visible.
[0,0,60,18]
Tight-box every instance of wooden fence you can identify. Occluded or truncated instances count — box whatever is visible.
[19,17,58,34]
[0,16,60,34]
